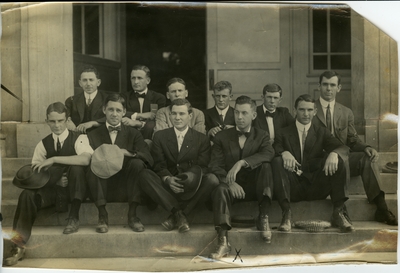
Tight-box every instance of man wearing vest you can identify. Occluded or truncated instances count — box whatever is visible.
[4,102,92,266]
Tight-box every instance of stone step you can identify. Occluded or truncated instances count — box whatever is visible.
[1,222,397,259]
[1,195,397,227]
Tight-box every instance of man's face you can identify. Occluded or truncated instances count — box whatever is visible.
[167,82,188,101]
[212,88,232,110]
[319,76,341,102]
[294,101,317,125]
[234,103,257,131]
[79,72,101,94]
[46,112,68,136]
[170,105,192,131]
[103,101,126,126]
[131,70,150,92]
[262,91,282,111]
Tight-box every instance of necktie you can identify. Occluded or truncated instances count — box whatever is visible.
[301,127,306,161]
[265,111,275,118]
[219,114,224,123]
[326,104,332,133]
[177,134,184,151]
[135,92,146,99]
[87,97,92,106]
[56,137,61,153]
[108,126,121,132]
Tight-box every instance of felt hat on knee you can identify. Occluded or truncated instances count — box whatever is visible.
[176,165,203,200]
[13,164,51,189]
[91,144,124,179]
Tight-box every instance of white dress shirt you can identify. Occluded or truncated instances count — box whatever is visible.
[106,122,122,144]
[215,105,229,122]
[84,90,98,105]
[131,88,148,120]
[174,126,189,151]
[295,120,312,161]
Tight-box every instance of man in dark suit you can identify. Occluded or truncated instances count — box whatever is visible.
[253,83,295,144]
[313,71,397,226]
[85,94,153,233]
[272,94,353,234]
[204,81,235,138]
[138,99,219,233]
[208,96,275,259]
[121,65,166,139]
[65,65,107,133]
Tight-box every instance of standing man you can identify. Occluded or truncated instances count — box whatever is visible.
[209,96,275,259]
[204,80,235,138]
[3,102,91,266]
[272,94,353,233]
[253,83,295,144]
[154,78,206,134]
[86,94,153,233]
[313,71,397,226]
[65,65,107,133]
[121,65,166,139]
[139,99,219,232]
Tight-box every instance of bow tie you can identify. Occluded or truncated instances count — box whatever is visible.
[135,92,146,99]
[265,111,275,118]
[108,126,121,132]
[237,130,250,138]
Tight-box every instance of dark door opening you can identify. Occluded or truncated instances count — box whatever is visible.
[125,3,207,110]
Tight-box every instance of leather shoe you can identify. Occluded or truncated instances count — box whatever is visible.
[129,216,145,232]
[174,210,190,233]
[161,214,176,231]
[209,236,231,259]
[4,245,25,266]
[331,207,355,233]
[375,209,398,226]
[256,214,272,243]
[278,209,292,232]
[63,218,79,234]
[96,216,109,233]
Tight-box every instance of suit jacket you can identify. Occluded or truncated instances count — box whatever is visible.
[87,124,153,167]
[204,106,235,133]
[273,122,349,181]
[152,127,211,178]
[253,106,295,137]
[209,127,275,183]
[154,106,206,134]
[313,99,368,152]
[121,89,166,117]
[65,90,108,126]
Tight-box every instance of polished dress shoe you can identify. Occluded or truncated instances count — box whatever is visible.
[4,245,25,266]
[209,236,231,259]
[63,218,80,234]
[129,216,145,232]
[256,214,272,243]
[278,209,292,232]
[174,210,190,233]
[331,207,355,233]
[96,216,109,233]
[161,214,176,231]
[375,209,398,226]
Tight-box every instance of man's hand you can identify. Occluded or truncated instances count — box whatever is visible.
[166,176,184,194]
[208,126,222,137]
[32,158,55,173]
[226,160,246,184]
[120,148,136,157]
[364,147,379,163]
[76,121,99,133]
[281,151,300,172]
[122,117,143,128]
[56,173,68,187]
[137,112,156,121]
[224,125,234,129]
[229,182,245,199]
[323,152,339,176]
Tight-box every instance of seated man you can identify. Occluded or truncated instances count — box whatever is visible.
[253,83,295,144]
[65,65,107,133]
[204,80,235,138]
[313,70,397,225]
[209,96,275,259]
[85,94,153,233]
[154,77,206,134]
[139,99,219,232]
[272,94,353,233]
[4,102,91,266]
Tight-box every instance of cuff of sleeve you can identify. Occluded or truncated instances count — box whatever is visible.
[131,113,138,120]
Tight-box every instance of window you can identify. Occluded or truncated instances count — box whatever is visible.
[311,8,351,71]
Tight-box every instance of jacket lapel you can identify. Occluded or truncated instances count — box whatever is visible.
[77,93,86,122]
[333,102,343,137]
[315,99,327,126]
[242,127,256,158]
[178,128,193,161]
[303,124,317,162]
[90,92,103,119]
[142,90,152,113]
[210,107,223,126]
[114,125,128,148]
[99,125,113,145]
[229,130,241,162]
[128,91,141,113]
[166,128,179,161]
[288,124,302,162]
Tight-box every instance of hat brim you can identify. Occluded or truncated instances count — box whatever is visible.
[178,165,203,200]
[12,164,51,190]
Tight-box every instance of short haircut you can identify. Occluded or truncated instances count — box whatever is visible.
[46,102,70,119]
[131,65,151,78]
[166,77,186,89]
[294,94,315,109]
[169,98,193,114]
[104,93,126,109]
[213,81,232,94]
[262,83,282,97]
[235,95,257,112]
[80,65,100,79]
[319,70,341,85]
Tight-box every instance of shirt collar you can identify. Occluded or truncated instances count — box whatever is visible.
[174,125,189,137]
[135,88,148,95]
[295,120,312,132]
[215,105,229,116]
[236,126,251,133]
[106,121,121,129]
[84,90,98,100]
[319,97,335,108]
[52,128,69,143]
[263,104,276,114]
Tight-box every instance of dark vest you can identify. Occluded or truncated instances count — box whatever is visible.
[82,103,93,123]
[42,130,80,163]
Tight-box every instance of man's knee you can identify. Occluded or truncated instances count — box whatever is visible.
[202,173,219,188]
[68,166,86,178]
[138,169,159,188]
[125,158,146,171]
[271,156,283,168]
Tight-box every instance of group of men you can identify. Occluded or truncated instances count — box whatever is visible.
[4,65,397,266]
